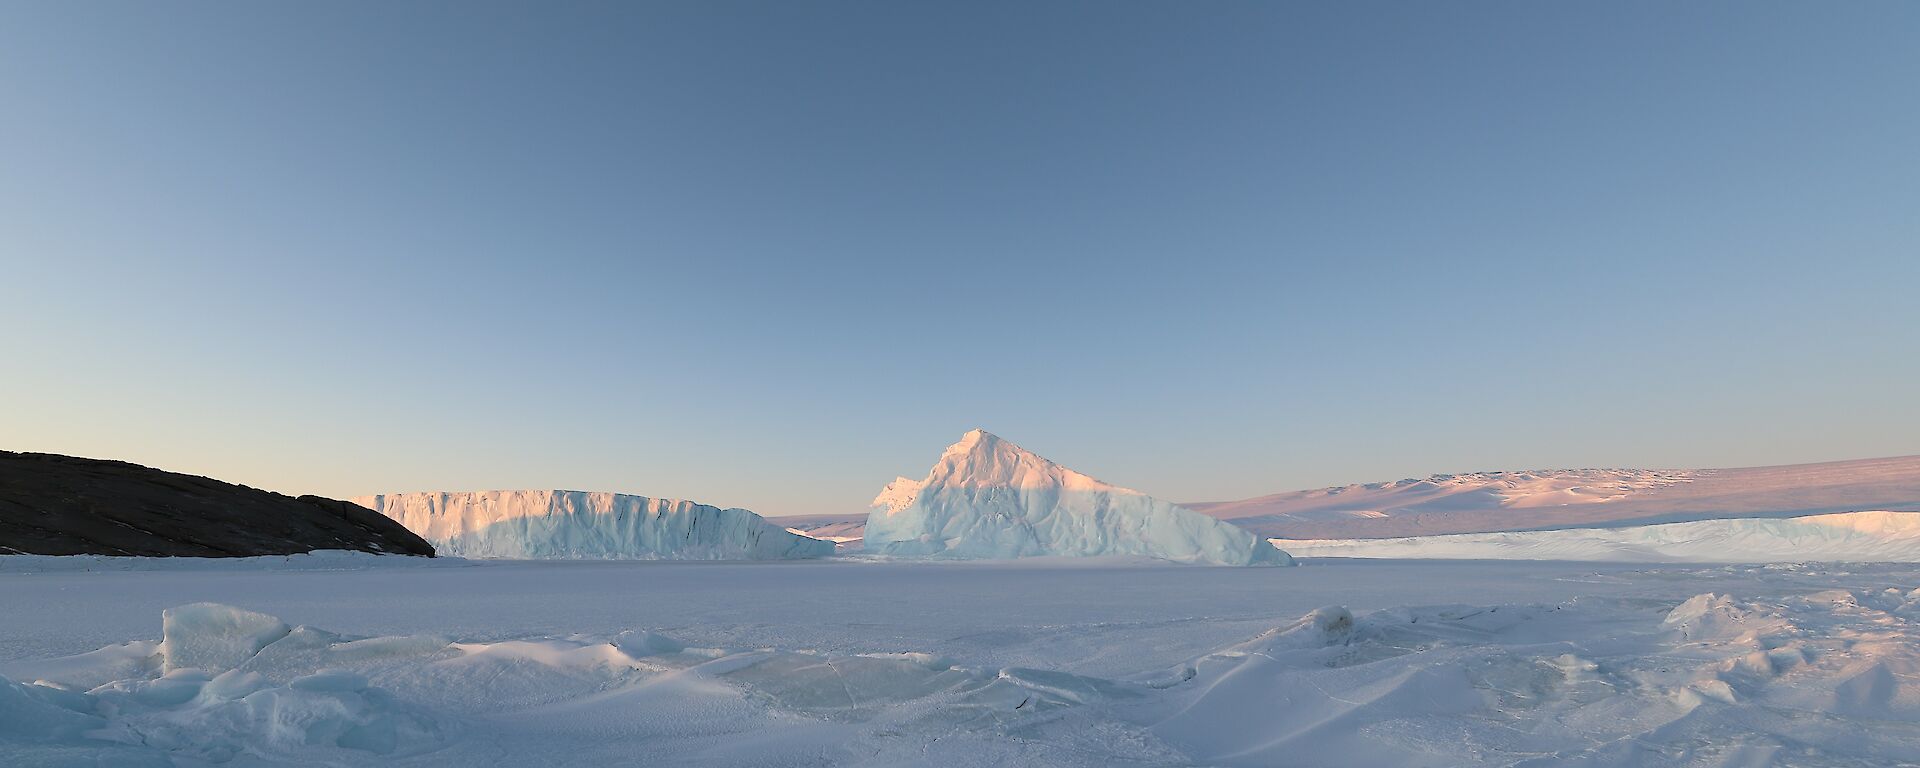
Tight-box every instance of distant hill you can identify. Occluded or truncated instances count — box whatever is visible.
[0,451,434,557]
[1186,455,1920,539]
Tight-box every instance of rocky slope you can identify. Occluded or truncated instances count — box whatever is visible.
[0,451,433,557]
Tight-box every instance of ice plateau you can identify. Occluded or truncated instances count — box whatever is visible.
[863,430,1291,566]
[351,490,834,560]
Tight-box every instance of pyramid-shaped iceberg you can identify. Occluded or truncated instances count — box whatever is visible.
[864,430,1291,566]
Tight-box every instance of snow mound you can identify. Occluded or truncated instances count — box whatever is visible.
[353,490,835,560]
[1273,510,1920,562]
[864,430,1290,566]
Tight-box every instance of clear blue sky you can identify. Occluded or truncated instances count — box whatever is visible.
[3,2,1916,517]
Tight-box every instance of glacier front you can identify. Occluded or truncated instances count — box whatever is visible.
[864,430,1291,566]
[352,490,834,560]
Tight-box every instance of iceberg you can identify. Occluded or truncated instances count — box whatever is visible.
[864,430,1290,566]
[352,491,834,560]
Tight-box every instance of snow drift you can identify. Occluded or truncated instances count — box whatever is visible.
[1274,510,1920,562]
[864,430,1290,566]
[352,490,834,560]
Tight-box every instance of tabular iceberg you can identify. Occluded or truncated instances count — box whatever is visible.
[864,430,1291,566]
[352,490,834,560]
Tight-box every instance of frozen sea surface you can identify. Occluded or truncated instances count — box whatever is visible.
[6,556,1920,766]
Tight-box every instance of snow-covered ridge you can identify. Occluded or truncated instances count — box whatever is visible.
[864,430,1290,566]
[1189,454,1920,539]
[1273,510,1920,562]
[352,490,833,560]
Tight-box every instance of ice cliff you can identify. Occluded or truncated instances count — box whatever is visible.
[352,490,834,560]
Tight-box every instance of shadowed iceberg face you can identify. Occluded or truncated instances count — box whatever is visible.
[355,490,834,560]
[865,430,1292,566]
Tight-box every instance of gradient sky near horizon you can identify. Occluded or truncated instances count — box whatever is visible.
[3,2,1917,517]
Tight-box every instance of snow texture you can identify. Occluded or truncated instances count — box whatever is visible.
[352,490,834,560]
[1275,510,1920,562]
[864,430,1290,566]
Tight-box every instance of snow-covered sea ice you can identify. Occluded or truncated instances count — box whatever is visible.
[8,555,1920,765]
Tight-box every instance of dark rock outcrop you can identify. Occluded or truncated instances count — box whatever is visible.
[0,451,434,557]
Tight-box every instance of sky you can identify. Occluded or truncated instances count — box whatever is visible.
[2,2,1917,518]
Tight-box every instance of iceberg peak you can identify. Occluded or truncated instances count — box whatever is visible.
[929,430,1125,493]
[945,429,1003,459]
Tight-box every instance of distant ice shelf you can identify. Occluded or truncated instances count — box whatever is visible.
[1190,454,1920,540]
[1273,510,1920,562]
[353,490,834,560]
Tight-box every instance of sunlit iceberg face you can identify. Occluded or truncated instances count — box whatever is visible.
[355,490,835,560]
